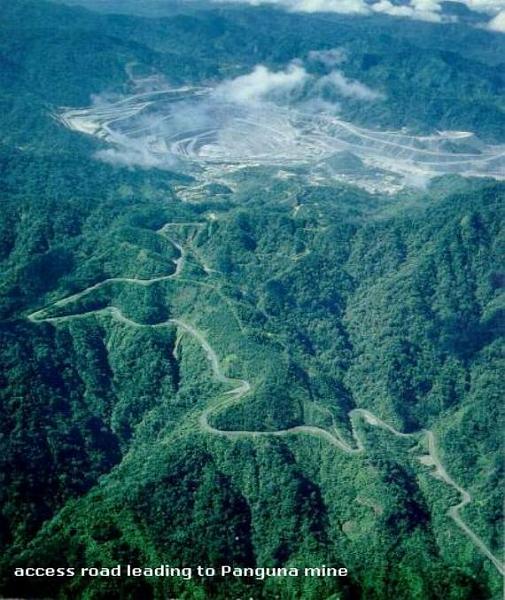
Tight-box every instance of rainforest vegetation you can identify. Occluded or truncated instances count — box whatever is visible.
[0,1,503,599]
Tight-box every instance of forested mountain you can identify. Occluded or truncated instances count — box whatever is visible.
[0,1,503,598]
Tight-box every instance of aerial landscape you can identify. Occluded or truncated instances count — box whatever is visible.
[0,0,504,599]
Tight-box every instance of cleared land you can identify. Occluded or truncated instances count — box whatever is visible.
[57,86,505,193]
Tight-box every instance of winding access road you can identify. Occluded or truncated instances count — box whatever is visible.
[26,223,504,577]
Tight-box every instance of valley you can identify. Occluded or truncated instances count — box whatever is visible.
[26,219,504,578]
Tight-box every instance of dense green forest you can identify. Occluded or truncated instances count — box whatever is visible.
[0,1,503,599]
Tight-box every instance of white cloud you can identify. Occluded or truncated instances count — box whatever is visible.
[308,47,347,67]
[461,0,505,14]
[211,0,505,25]
[212,0,369,13]
[213,60,383,105]
[213,63,309,103]
[486,10,505,31]
[370,0,442,22]
[411,0,441,9]
[95,144,174,169]
[284,0,368,13]
[317,70,384,100]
